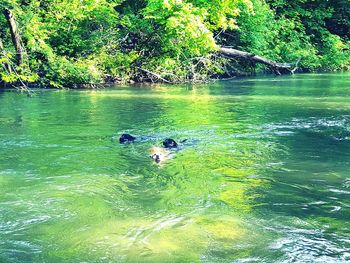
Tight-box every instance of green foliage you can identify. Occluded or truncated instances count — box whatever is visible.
[43,56,102,88]
[0,0,350,87]
[264,0,350,70]
[144,0,216,56]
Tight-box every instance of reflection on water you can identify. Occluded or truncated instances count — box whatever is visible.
[1,73,350,262]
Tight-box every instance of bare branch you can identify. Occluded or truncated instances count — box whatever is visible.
[138,68,173,83]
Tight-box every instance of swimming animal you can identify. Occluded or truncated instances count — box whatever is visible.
[150,146,171,164]
[150,138,179,163]
[163,138,178,148]
[119,133,136,144]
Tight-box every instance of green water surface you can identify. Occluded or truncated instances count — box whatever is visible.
[1,74,350,262]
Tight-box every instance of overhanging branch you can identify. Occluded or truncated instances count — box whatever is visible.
[218,47,300,75]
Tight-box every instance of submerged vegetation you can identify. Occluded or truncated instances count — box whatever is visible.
[0,0,350,88]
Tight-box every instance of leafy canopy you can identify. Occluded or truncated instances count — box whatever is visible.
[0,0,349,87]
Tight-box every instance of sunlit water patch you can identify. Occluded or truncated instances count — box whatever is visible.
[1,73,350,262]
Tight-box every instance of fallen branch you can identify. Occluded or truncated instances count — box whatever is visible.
[291,57,302,74]
[218,47,300,75]
[138,68,173,83]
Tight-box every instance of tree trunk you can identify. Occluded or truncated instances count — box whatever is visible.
[218,47,298,75]
[3,9,24,66]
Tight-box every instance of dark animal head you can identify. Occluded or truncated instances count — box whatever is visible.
[163,138,178,148]
[119,133,136,144]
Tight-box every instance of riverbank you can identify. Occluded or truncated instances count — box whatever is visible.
[2,70,350,91]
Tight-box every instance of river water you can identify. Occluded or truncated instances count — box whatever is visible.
[1,74,350,262]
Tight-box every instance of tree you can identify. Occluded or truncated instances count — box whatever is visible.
[0,0,350,88]
[3,8,24,65]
